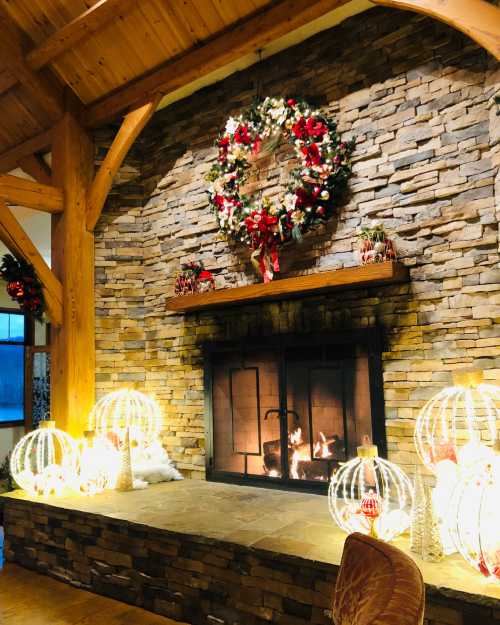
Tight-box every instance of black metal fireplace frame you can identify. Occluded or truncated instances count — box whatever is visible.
[203,327,387,495]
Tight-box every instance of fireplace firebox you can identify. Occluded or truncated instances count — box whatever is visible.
[204,329,386,493]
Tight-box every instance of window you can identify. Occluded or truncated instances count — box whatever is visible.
[0,311,25,425]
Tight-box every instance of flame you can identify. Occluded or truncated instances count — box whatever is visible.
[313,432,332,459]
[290,427,303,446]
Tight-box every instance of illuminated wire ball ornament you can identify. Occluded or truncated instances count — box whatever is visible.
[448,442,500,581]
[328,437,413,542]
[414,371,500,473]
[10,421,77,497]
[74,430,121,495]
[88,389,161,448]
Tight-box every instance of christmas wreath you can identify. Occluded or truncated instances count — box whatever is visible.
[0,254,45,320]
[206,97,355,282]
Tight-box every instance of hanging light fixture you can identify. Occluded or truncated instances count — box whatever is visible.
[10,421,77,497]
[328,436,413,542]
[414,371,499,474]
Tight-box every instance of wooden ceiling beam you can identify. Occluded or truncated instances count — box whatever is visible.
[17,154,52,186]
[371,0,500,60]
[82,0,353,127]
[26,0,139,71]
[0,199,62,326]
[0,174,63,213]
[86,94,161,231]
[0,129,53,175]
[0,7,63,120]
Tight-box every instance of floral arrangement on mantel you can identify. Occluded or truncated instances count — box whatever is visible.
[174,261,215,296]
[357,222,396,265]
[206,97,355,283]
[0,253,45,319]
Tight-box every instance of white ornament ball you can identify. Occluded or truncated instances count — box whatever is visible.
[10,421,77,497]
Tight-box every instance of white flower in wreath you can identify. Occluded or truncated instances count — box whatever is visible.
[284,193,297,212]
[268,105,287,127]
[225,117,239,135]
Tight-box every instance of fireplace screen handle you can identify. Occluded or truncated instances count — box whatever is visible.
[264,408,301,427]
[264,409,280,420]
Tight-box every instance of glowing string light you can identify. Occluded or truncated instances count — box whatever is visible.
[74,431,121,495]
[328,437,413,542]
[88,389,161,449]
[415,372,499,473]
[10,421,77,497]
[448,445,500,581]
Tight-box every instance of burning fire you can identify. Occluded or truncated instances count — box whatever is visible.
[288,427,334,480]
[313,432,331,459]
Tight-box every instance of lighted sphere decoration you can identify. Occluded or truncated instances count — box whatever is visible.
[10,421,77,497]
[74,431,121,495]
[415,371,499,473]
[88,389,161,449]
[448,444,500,581]
[328,437,413,542]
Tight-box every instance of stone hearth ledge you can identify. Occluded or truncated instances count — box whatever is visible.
[2,480,500,609]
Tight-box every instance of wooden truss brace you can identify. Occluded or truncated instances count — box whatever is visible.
[86,94,161,231]
[17,155,52,186]
[0,129,53,176]
[0,8,63,120]
[371,0,500,60]
[0,199,63,326]
[26,0,138,71]
[0,174,63,213]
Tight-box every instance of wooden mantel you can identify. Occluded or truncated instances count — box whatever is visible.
[166,261,409,313]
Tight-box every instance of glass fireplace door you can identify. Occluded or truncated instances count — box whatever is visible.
[211,349,282,478]
[207,334,381,491]
[286,347,349,483]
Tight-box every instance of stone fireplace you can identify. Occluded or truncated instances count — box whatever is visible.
[95,7,499,484]
[205,329,385,491]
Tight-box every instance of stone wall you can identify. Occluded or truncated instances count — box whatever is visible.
[4,497,500,625]
[95,7,500,479]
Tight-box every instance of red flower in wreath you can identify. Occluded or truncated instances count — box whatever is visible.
[234,124,252,145]
[301,143,322,166]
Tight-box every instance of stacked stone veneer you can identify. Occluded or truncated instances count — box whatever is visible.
[95,7,500,480]
[4,498,500,625]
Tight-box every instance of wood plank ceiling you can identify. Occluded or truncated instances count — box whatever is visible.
[0,0,498,163]
[0,0,273,155]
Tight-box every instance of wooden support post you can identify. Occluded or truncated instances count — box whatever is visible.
[51,112,95,436]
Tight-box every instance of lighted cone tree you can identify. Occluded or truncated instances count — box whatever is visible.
[328,436,413,542]
[10,421,77,496]
[414,371,499,473]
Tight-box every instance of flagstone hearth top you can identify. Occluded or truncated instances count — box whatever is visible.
[3,480,500,607]
[166,261,409,313]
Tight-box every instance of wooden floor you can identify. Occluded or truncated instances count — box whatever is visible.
[0,563,185,625]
